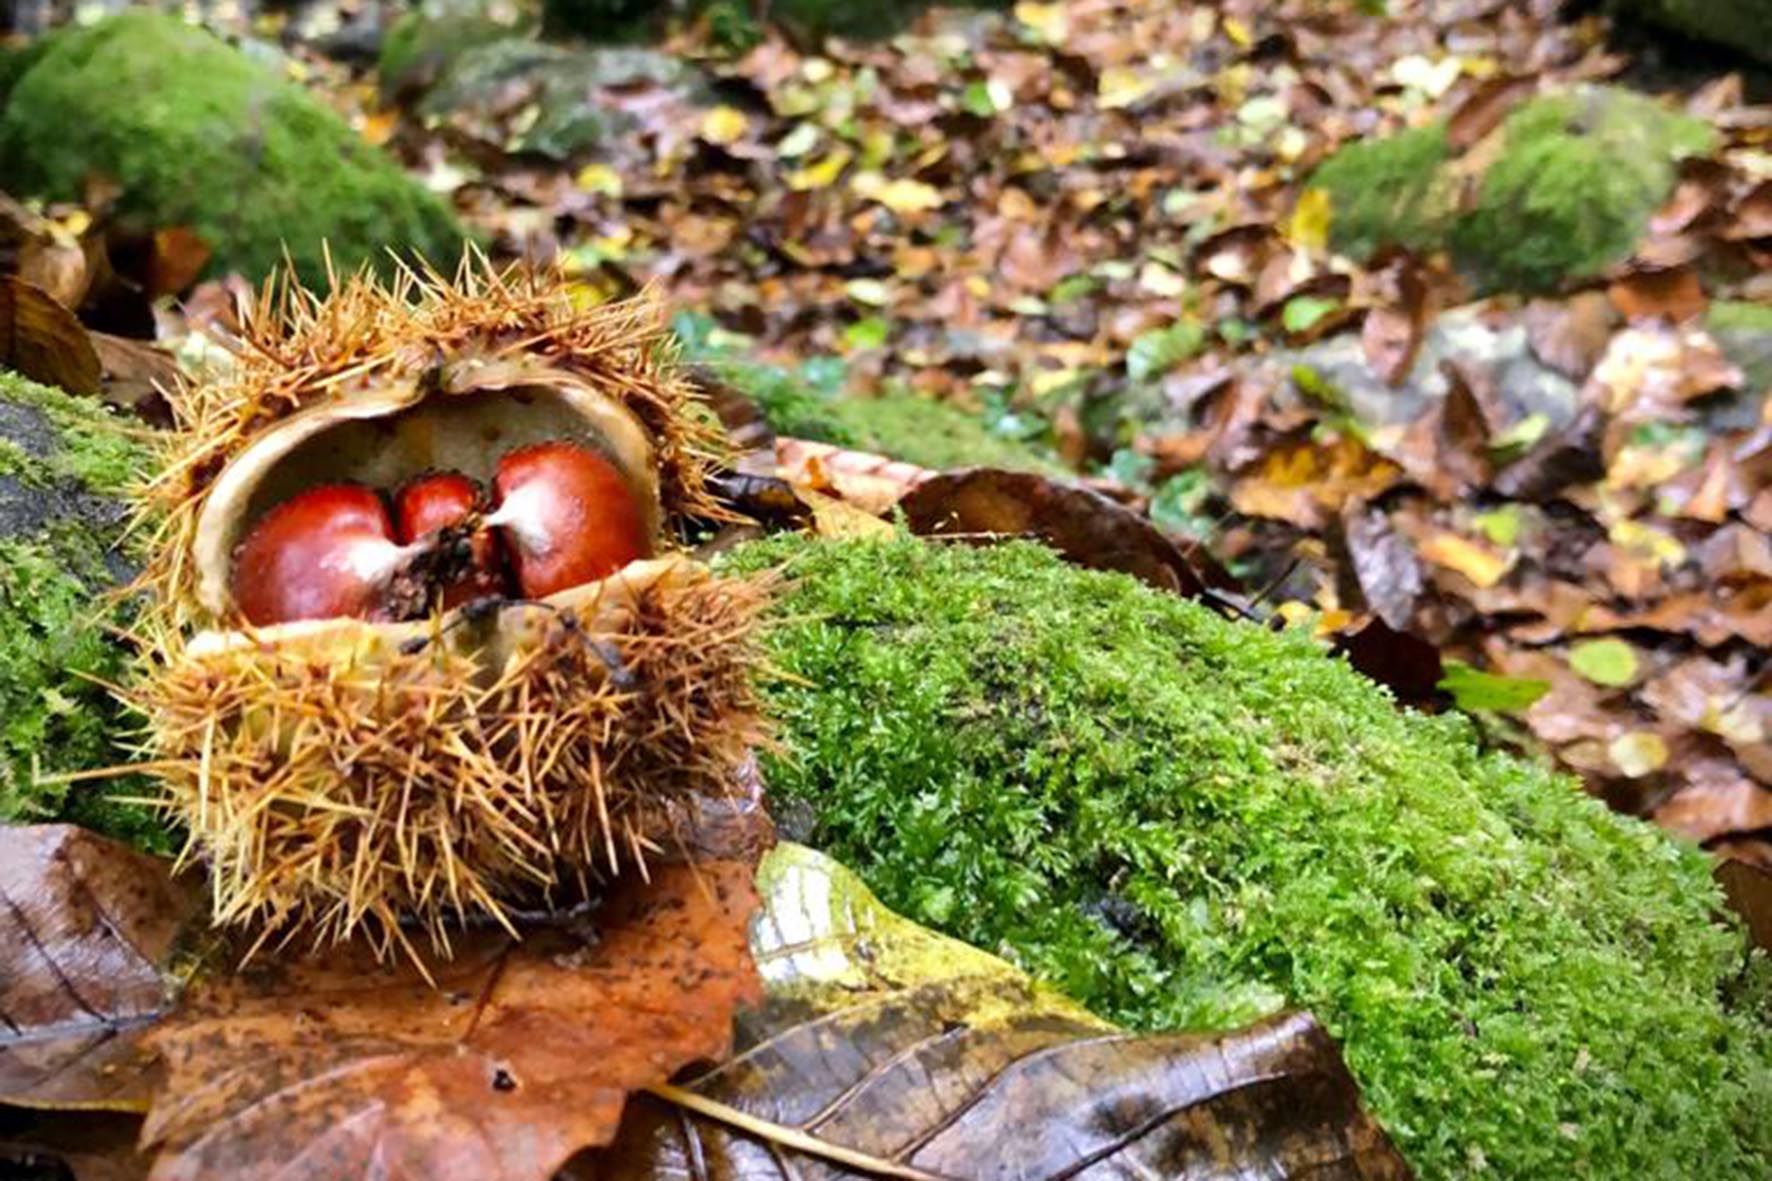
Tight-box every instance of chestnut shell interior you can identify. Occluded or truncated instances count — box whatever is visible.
[194,374,661,618]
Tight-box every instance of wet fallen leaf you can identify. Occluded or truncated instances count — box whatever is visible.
[0,826,201,1112]
[900,468,1207,597]
[0,275,102,396]
[570,844,1412,1181]
[1419,530,1511,589]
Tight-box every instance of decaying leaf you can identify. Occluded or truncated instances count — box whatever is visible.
[570,844,1412,1181]
[0,275,103,396]
[900,468,1207,597]
[0,826,200,1112]
[139,859,762,1181]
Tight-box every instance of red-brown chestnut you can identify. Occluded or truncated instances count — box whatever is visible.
[231,485,420,626]
[393,471,512,608]
[486,440,652,600]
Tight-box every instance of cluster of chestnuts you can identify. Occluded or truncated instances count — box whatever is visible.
[232,440,650,626]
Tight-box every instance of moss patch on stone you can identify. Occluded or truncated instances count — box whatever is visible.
[1310,87,1712,294]
[722,533,1770,1181]
[1452,88,1712,293]
[1311,122,1454,262]
[0,370,167,850]
[0,10,466,283]
[1708,300,1772,395]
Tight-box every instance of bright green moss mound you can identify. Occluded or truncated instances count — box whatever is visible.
[1453,88,1712,294]
[0,10,465,283]
[0,371,166,850]
[1311,122,1453,262]
[1311,87,1711,294]
[724,534,1771,1180]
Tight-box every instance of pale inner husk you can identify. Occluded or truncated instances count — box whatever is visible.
[192,364,661,618]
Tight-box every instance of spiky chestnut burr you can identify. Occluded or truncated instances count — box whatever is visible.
[487,441,652,600]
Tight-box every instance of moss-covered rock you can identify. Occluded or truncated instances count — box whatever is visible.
[1310,122,1453,262]
[1613,0,1772,66]
[0,10,465,283]
[1311,87,1712,294]
[1708,300,1772,395]
[378,3,535,101]
[0,370,165,850]
[414,38,707,160]
[722,533,1771,1181]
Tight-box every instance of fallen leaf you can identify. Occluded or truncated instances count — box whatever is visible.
[1567,638,1640,688]
[900,468,1207,597]
[1231,436,1403,530]
[141,858,763,1181]
[1715,859,1772,952]
[1439,661,1550,714]
[1607,264,1706,323]
[0,826,201,1112]
[570,844,1412,1181]
[147,228,212,299]
[1419,530,1511,589]
[775,438,934,516]
[0,275,103,396]
[1334,618,1444,707]
[1446,74,1537,149]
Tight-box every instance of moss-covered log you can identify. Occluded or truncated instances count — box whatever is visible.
[0,10,465,283]
[0,370,163,848]
[1310,86,1712,294]
[722,533,1771,1181]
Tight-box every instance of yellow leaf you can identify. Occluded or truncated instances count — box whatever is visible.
[1286,188,1332,252]
[1419,531,1512,588]
[573,163,623,198]
[1607,519,1686,567]
[851,172,945,214]
[1012,1,1069,44]
[1138,262,1187,298]
[787,146,854,191]
[1222,16,1253,46]
[699,105,750,146]
[1098,67,1155,111]
[1608,732,1668,778]
[802,488,896,540]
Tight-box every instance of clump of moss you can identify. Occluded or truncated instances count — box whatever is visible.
[1452,88,1713,294]
[1311,87,1711,294]
[722,533,1771,1181]
[0,370,167,850]
[1310,122,1454,262]
[1707,300,1772,395]
[0,10,465,283]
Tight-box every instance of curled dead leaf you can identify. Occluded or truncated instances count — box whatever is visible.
[899,468,1207,597]
[570,844,1412,1181]
[0,275,102,396]
[0,826,201,1113]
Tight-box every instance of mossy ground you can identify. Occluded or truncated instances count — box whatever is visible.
[722,533,1771,1181]
[0,10,465,283]
[1311,87,1711,293]
[0,370,167,850]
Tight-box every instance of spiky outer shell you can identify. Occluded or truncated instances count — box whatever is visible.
[130,262,764,955]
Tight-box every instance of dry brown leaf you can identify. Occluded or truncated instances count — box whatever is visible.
[899,467,1207,597]
[774,438,933,516]
[0,275,102,396]
[1607,265,1707,323]
[1231,436,1404,530]
[140,859,763,1181]
[0,826,201,1113]
[1715,859,1772,952]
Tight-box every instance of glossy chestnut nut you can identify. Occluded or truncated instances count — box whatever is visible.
[231,485,415,626]
[486,440,651,600]
[393,471,512,608]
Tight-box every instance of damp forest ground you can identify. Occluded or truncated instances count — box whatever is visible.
[4,0,1772,1178]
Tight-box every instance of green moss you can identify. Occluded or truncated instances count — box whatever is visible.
[0,10,466,283]
[1452,88,1712,294]
[822,392,1064,473]
[1312,88,1712,294]
[378,9,530,99]
[1310,122,1454,261]
[1708,300,1772,396]
[0,370,167,851]
[722,533,1771,1181]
